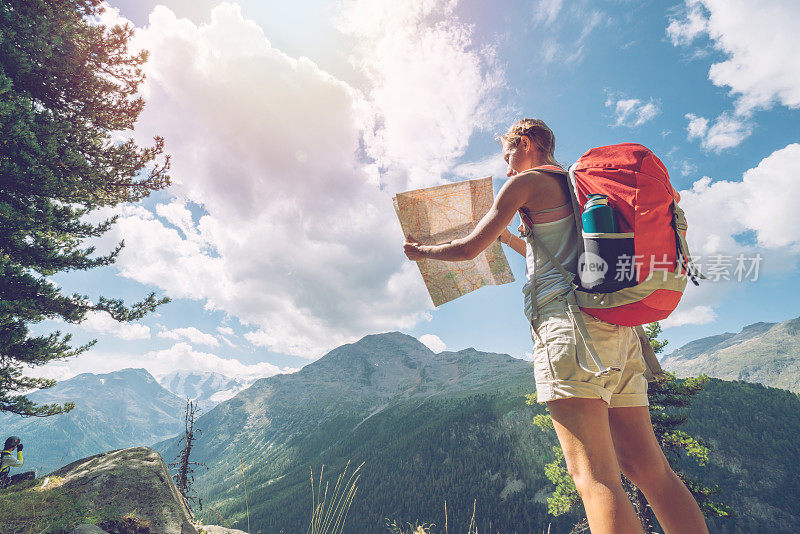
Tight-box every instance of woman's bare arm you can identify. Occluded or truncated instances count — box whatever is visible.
[404,175,529,262]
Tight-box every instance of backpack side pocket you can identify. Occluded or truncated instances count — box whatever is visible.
[579,231,636,292]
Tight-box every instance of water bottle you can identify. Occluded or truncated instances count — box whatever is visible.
[582,194,618,233]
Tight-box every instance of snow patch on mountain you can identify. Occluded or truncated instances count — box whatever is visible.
[157,370,257,411]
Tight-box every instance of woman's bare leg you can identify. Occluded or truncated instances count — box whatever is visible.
[608,406,709,534]
[547,398,644,534]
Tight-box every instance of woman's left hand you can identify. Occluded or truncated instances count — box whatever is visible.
[499,227,513,244]
[403,236,427,261]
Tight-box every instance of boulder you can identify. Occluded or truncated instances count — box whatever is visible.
[50,447,198,534]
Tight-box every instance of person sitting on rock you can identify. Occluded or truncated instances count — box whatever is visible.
[0,436,35,488]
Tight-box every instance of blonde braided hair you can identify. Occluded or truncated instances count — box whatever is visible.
[498,118,559,166]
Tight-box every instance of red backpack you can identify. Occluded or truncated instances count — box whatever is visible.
[518,143,704,379]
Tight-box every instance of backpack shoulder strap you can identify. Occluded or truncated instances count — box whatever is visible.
[519,162,621,378]
[525,223,619,377]
[517,164,578,225]
[633,325,668,382]
[0,451,9,476]
[530,164,568,174]
[518,162,585,273]
[566,162,585,239]
[672,201,706,286]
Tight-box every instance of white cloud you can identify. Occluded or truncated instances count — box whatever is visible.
[666,0,707,46]
[154,200,208,248]
[661,305,717,328]
[606,97,661,127]
[337,0,505,190]
[78,310,151,341]
[158,326,220,347]
[532,0,564,25]
[682,143,800,255]
[145,342,293,380]
[453,153,508,181]
[219,336,237,348]
[670,1,799,151]
[31,342,297,383]
[82,2,501,361]
[679,160,698,177]
[419,334,446,353]
[535,5,608,65]
[663,143,800,328]
[684,112,752,151]
[685,113,709,139]
[668,0,800,115]
[216,325,235,336]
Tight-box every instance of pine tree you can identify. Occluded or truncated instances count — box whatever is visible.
[526,321,734,532]
[0,0,171,416]
[641,323,735,523]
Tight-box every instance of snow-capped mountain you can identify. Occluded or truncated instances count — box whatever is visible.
[157,370,255,411]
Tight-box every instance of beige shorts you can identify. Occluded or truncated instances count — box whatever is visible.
[529,293,649,407]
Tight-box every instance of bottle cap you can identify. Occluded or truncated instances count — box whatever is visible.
[584,194,609,208]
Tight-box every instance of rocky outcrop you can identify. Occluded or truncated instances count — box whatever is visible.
[49,447,246,534]
[49,447,196,533]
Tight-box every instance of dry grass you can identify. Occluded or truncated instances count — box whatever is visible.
[385,498,479,534]
[239,454,250,533]
[385,519,437,533]
[306,460,364,534]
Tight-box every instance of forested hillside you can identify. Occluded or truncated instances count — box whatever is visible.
[675,378,800,533]
[155,332,800,533]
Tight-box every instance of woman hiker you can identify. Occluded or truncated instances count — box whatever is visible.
[402,118,708,534]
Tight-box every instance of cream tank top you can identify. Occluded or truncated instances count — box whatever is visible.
[521,211,580,323]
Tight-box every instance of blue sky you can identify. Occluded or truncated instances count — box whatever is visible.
[33,0,800,381]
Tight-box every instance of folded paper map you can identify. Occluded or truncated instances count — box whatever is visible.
[393,177,515,307]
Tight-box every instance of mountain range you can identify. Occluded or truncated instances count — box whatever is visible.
[0,368,185,474]
[156,332,561,532]
[660,314,800,392]
[154,331,800,534]
[0,368,246,474]
[6,320,800,533]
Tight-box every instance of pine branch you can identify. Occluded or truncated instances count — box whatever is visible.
[0,0,171,415]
